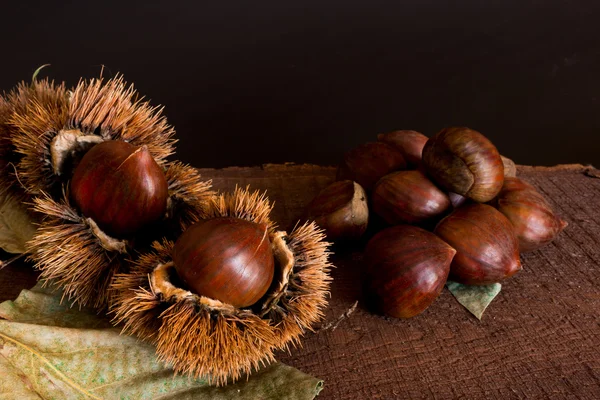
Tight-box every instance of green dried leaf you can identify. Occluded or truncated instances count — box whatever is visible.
[0,284,324,399]
[0,188,37,254]
[447,281,502,320]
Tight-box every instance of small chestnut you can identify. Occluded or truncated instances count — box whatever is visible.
[364,225,456,318]
[372,170,451,225]
[172,217,275,308]
[434,203,521,285]
[377,130,428,168]
[337,142,406,191]
[422,127,504,203]
[305,180,369,242]
[495,177,568,252]
[70,140,169,237]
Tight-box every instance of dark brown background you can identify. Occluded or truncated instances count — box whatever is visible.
[1,0,600,169]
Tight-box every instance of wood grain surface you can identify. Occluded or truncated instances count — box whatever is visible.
[1,163,599,399]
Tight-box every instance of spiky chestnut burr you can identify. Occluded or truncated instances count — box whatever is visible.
[9,75,176,197]
[110,187,332,385]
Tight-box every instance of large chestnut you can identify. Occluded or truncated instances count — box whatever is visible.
[337,142,406,191]
[377,130,428,168]
[372,170,451,225]
[70,140,169,237]
[422,127,504,203]
[434,203,521,285]
[364,225,456,318]
[495,177,567,252]
[305,180,369,242]
[172,217,275,308]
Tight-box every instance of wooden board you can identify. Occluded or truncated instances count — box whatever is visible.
[1,163,599,399]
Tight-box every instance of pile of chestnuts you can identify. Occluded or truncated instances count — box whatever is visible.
[306,127,567,319]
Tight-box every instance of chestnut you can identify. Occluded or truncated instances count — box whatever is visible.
[495,177,568,252]
[434,203,521,285]
[172,217,275,308]
[364,225,456,318]
[372,170,451,225]
[422,127,504,203]
[70,140,169,238]
[305,180,369,242]
[337,142,406,191]
[377,130,428,168]
[501,155,517,178]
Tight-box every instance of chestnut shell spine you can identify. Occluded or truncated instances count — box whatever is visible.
[110,187,332,385]
[434,203,522,285]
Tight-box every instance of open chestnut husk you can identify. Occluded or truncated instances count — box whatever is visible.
[305,180,369,242]
[377,130,428,168]
[372,170,451,225]
[434,203,521,285]
[364,225,456,318]
[110,187,332,385]
[337,142,406,191]
[14,76,213,308]
[422,127,504,203]
[494,177,567,252]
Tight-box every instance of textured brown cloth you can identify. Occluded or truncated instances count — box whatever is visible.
[1,164,599,399]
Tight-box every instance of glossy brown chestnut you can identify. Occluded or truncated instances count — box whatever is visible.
[495,177,568,252]
[70,140,168,237]
[172,217,275,308]
[372,170,451,225]
[364,225,456,318]
[337,142,406,191]
[305,180,369,242]
[422,127,504,203]
[377,130,428,168]
[434,203,521,285]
